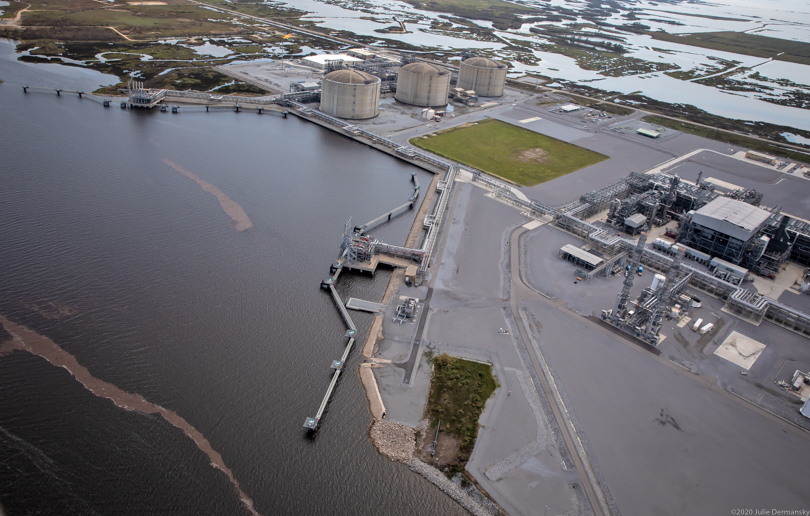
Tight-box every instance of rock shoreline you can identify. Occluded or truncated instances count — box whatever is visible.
[369,420,496,516]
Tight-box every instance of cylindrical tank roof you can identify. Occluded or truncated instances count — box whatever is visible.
[323,69,380,85]
[395,62,450,107]
[457,57,507,97]
[399,62,449,76]
[321,68,380,120]
[462,57,507,69]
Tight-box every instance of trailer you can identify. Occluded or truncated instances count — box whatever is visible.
[699,323,713,335]
[692,318,703,332]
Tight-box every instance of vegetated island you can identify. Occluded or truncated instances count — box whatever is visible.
[416,353,498,473]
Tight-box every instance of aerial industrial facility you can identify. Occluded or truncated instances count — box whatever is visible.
[287,52,507,117]
[542,170,810,344]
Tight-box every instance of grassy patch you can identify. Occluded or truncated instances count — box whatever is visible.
[22,5,239,38]
[401,0,535,29]
[569,98,634,116]
[646,10,750,22]
[643,115,810,162]
[425,354,497,464]
[648,31,810,66]
[411,118,608,186]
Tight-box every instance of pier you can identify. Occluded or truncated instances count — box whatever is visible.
[305,167,456,431]
[305,270,358,430]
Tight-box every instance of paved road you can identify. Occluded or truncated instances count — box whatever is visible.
[508,225,608,516]
[395,286,433,384]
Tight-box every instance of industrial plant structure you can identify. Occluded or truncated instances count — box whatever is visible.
[676,197,772,271]
[319,69,381,120]
[524,169,810,344]
[457,57,507,97]
[395,62,450,107]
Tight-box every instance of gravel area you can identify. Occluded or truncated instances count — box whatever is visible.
[369,420,417,463]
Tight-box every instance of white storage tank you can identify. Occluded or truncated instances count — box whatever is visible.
[395,62,450,107]
[320,69,380,120]
[650,274,666,291]
[457,57,508,97]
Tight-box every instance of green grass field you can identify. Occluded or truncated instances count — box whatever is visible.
[648,31,810,66]
[642,116,810,163]
[425,354,497,463]
[411,118,608,186]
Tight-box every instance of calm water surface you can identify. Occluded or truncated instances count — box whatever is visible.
[0,39,464,515]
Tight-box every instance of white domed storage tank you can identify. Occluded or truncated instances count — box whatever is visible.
[320,69,380,120]
[457,57,507,97]
[395,62,450,107]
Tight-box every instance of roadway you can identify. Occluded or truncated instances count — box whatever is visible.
[508,225,609,516]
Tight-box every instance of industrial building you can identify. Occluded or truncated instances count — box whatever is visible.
[347,48,377,60]
[560,104,582,113]
[745,151,778,166]
[457,57,507,97]
[622,213,647,235]
[395,62,450,107]
[559,244,604,271]
[637,128,660,138]
[302,54,363,70]
[319,69,380,120]
[677,197,773,271]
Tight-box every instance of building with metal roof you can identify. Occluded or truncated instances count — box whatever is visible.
[559,244,604,270]
[301,54,363,69]
[745,151,777,165]
[637,128,661,138]
[623,213,647,234]
[692,197,771,242]
[677,197,774,268]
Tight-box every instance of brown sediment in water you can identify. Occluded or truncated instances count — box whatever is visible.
[0,315,259,516]
[163,159,253,231]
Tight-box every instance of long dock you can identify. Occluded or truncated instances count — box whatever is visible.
[354,172,421,235]
[305,271,358,430]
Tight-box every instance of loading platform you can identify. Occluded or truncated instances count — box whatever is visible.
[345,298,386,313]
[340,254,416,274]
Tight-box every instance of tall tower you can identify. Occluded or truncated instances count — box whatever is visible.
[642,247,684,344]
[611,232,648,325]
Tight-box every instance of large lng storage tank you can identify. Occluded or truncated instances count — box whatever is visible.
[395,62,450,107]
[457,57,507,97]
[320,69,380,120]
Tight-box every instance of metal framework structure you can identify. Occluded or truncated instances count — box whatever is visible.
[324,59,346,73]
[676,210,776,271]
[126,79,166,108]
